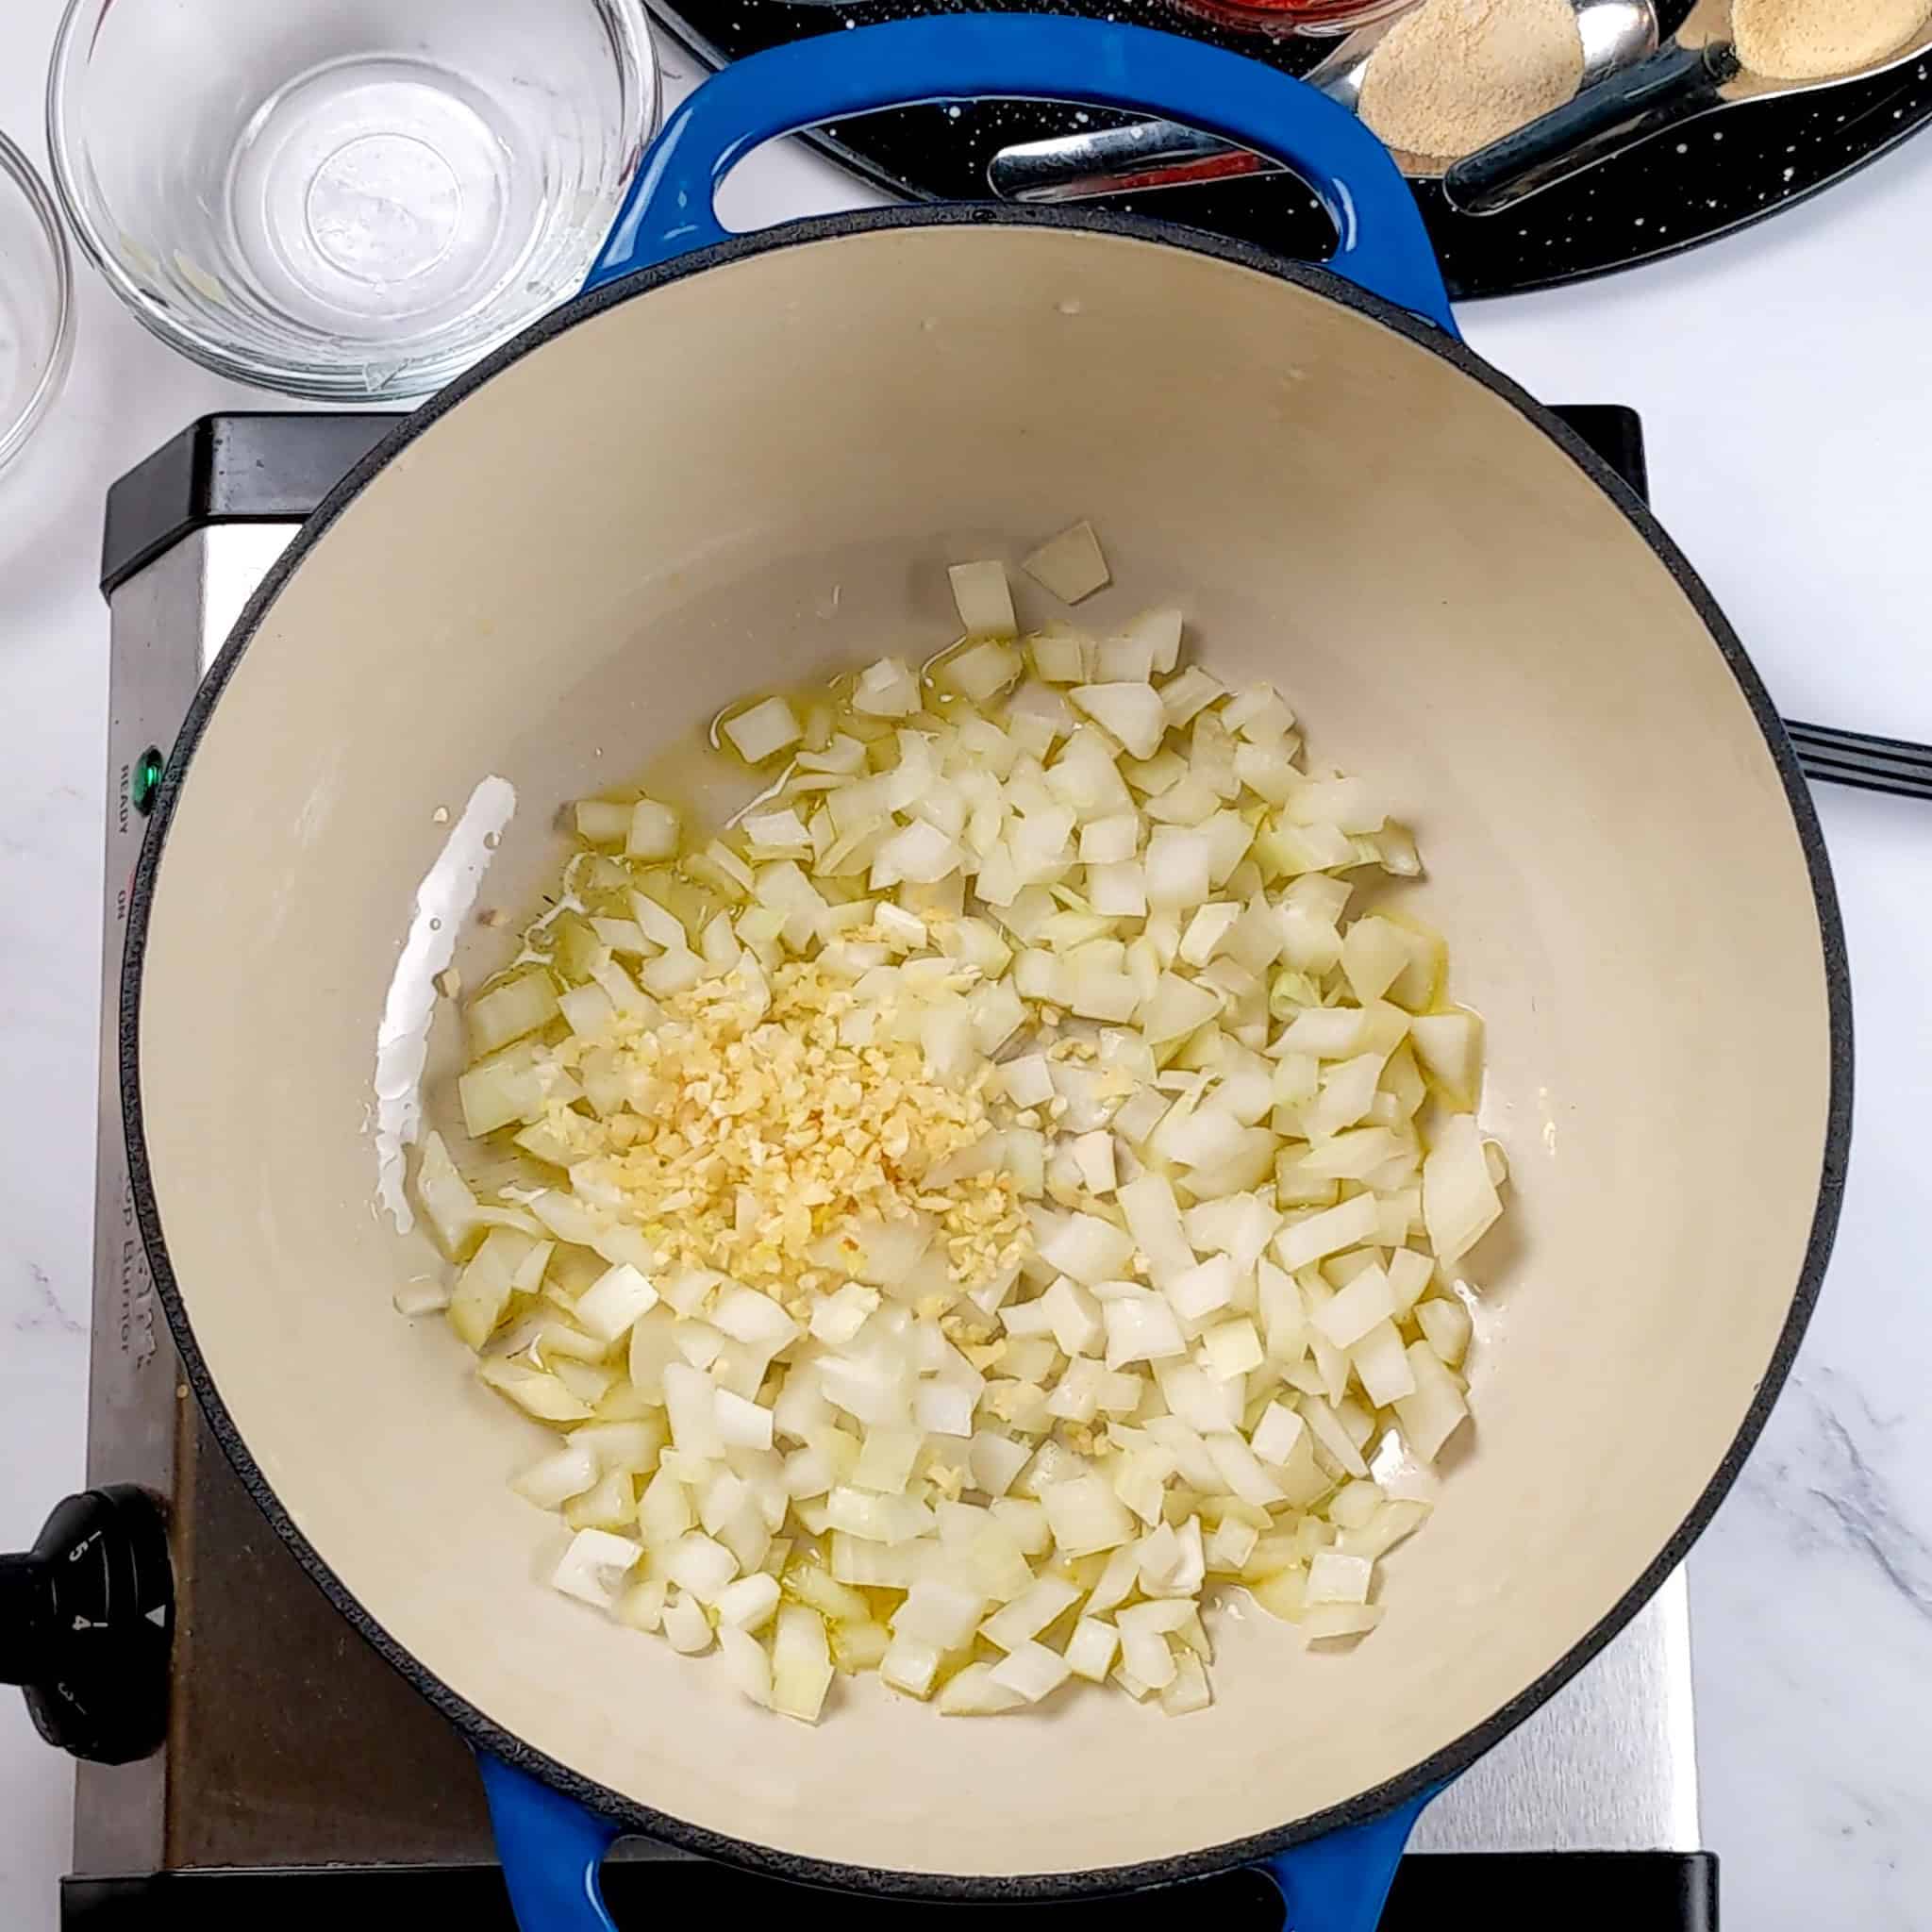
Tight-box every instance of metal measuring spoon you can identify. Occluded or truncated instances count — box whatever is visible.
[1445,0,1932,210]
[985,0,1657,201]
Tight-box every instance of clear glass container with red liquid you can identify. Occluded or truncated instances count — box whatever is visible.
[1165,0,1415,39]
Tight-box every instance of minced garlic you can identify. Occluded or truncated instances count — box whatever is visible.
[543,957,1028,1301]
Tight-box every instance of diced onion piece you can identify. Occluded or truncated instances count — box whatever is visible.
[876,819,960,887]
[969,1430,1033,1498]
[982,1575,1083,1652]
[515,1441,599,1510]
[1079,812,1140,865]
[1408,1009,1485,1109]
[664,1532,739,1604]
[950,561,1019,639]
[715,1387,775,1451]
[1206,1433,1284,1507]
[1118,1174,1196,1288]
[770,1604,835,1722]
[1423,1114,1504,1265]
[466,971,559,1057]
[1274,1194,1379,1272]
[1338,1499,1432,1562]
[1040,1211,1136,1287]
[1158,665,1223,726]
[412,1131,483,1262]
[1117,608,1184,675]
[1116,1602,1187,1690]
[1065,1617,1120,1682]
[662,1589,715,1655]
[942,639,1024,703]
[575,799,633,845]
[1298,1603,1385,1644]
[1349,1320,1416,1407]
[714,1568,780,1630]
[1312,1263,1393,1351]
[664,1362,725,1458]
[1167,1254,1238,1323]
[1160,1653,1212,1717]
[1029,624,1091,685]
[1416,1295,1474,1367]
[1023,520,1110,605]
[1202,1317,1264,1381]
[1041,1275,1105,1357]
[1302,1395,1372,1479]
[854,657,921,717]
[1043,1474,1137,1557]
[574,1261,660,1342]
[991,1640,1074,1704]
[1393,1341,1470,1462]
[1070,683,1165,760]
[938,1662,1027,1716]
[552,1528,642,1608]
[808,1282,880,1346]
[722,695,803,764]
[717,1624,773,1706]
[626,798,680,860]
[892,1578,988,1650]
[1069,1130,1117,1196]
[1103,1294,1186,1370]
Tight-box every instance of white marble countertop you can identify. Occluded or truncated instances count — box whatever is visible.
[3,6,1929,1926]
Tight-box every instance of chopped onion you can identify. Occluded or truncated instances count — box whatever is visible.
[574,1261,660,1343]
[991,1639,1074,1704]
[552,1528,642,1609]
[413,541,1507,1725]
[722,695,804,764]
[1070,683,1165,761]
[1416,1295,1474,1367]
[937,1662,1026,1716]
[1022,520,1110,605]
[1040,1211,1136,1287]
[1423,1114,1504,1264]
[949,561,1018,639]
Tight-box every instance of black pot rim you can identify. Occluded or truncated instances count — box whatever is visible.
[120,200,1852,1904]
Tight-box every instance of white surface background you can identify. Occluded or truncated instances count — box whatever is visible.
[3,7,1929,1926]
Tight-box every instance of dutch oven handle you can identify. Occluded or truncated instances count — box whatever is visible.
[481,1748,1437,1930]
[582,12,1457,336]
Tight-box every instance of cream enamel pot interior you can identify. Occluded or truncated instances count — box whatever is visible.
[122,17,1848,1928]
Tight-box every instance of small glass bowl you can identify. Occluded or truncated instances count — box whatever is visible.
[1164,0,1417,39]
[47,0,658,402]
[0,127,75,475]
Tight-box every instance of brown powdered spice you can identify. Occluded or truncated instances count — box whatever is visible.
[1731,0,1931,81]
[1357,0,1586,159]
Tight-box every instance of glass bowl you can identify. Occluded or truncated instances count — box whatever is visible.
[0,126,75,474]
[47,0,658,401]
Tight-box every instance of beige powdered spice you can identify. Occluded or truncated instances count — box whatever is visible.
[1731,0,1931,81]
[1357,0,1586,159]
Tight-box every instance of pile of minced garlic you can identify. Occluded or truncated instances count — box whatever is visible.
[405,539,1504,1724]
[546,955,1029,1317]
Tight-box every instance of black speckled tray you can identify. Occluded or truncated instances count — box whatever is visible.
[647,0,1932,299]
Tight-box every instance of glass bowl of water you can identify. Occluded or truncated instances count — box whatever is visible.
[0,126,75,474]
[47,0,658,401]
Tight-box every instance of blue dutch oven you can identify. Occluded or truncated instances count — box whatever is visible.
[119,14,1845,1932]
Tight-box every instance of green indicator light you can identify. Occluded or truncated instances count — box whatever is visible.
[131,746,165,816]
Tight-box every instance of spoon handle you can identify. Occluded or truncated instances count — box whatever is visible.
[988,119,1274,203]
[1442,40,1737,212]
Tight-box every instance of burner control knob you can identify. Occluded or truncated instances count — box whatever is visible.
[0,1486,172,1764]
